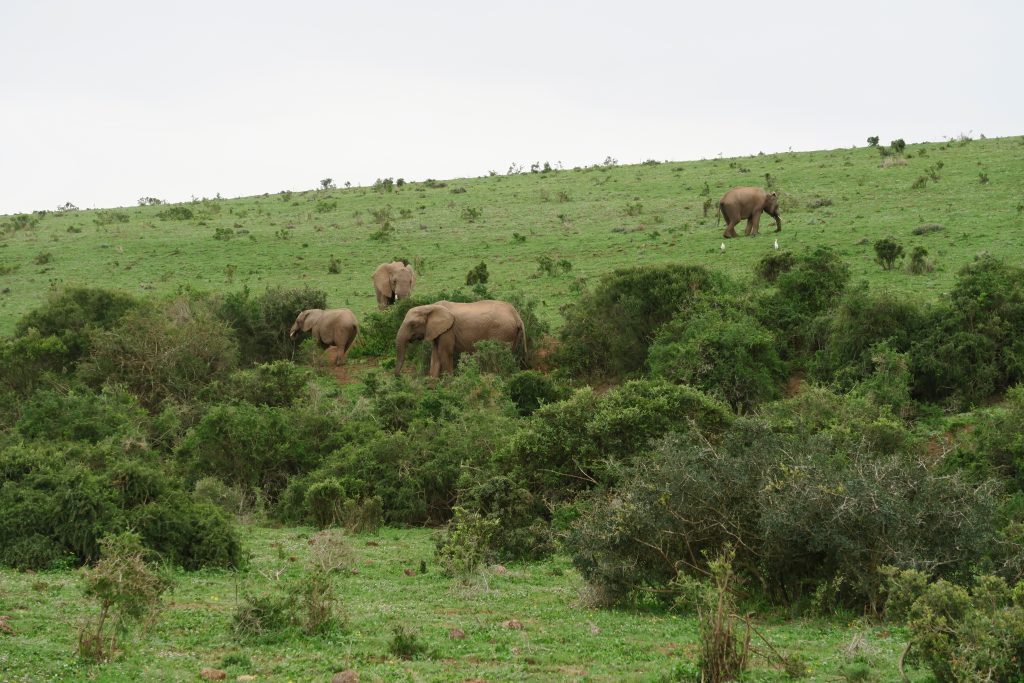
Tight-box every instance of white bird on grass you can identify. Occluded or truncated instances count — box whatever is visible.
[773,238,779,250]
[720,242,726,253]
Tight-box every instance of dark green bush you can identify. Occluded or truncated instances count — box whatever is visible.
[958,385,1024,492]
[201,360,316,407]
[873,238,904,270]
[177,401,353,501]
[810,284,925,388]
[504,370,569,416]
[910,256,1024,406]
[758,247,850,361]
[507,379,732,500]
[556,264,735,380]
[16,385,148,444]
[83,299,239,409]
[15,287,140,364]
[649,305,784,412]
[350,296,433,359]
[453,474,553,560]
[129,494,243,569]
[897,572,1024,682]
[567,416,1000,609]
[0,331,72,397]
[754,250,796,283]
[156,205,194,220]
[217,286,327,365]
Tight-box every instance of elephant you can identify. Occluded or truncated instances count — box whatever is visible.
[394,300,526,378]
[373,261,416,309]
[289,308,359,365]
[718,187,782,238]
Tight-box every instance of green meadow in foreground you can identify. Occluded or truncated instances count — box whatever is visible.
[0,134,1021,335]
[0,526,924,682]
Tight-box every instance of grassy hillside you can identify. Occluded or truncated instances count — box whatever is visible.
[1,135,1022,336]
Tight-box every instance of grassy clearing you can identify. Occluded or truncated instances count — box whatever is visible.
[0,526,924,682]
[1,135,1021,336]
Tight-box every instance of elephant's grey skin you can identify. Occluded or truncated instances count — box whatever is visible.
[718,187,781,238]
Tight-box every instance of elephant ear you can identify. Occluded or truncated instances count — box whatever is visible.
[424,306,455,341]
[301,310,323,332]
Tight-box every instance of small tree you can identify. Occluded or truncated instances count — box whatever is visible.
[320,178,335,190]
[867,136,880,147]
[874,238,905,270]
[78,533,170,662]
[466,261,489,286]
[891,138,907,154]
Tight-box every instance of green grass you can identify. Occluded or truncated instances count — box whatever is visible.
[0,526,926,682]
[1,136,1022,336]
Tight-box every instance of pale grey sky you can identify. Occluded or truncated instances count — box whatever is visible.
[1,0,1020,215]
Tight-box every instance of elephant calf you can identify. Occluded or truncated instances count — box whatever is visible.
[719,186,782,238]
[289,308,359,366]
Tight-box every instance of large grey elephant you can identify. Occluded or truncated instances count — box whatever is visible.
[718,187,782,238]
[289,308,359,365]
[373,261,416,310]
[394,300,526,377]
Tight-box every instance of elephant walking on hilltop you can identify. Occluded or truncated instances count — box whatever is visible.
[394,300,526,378]
[373,261,416,309]
[289,308,359,365]
[719,187,782,238]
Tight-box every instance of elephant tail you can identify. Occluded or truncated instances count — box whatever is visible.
[717,201,723,227]
[517,325,528,367]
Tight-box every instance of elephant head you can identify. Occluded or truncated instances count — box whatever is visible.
[394,304,454,375]
[765,192,782,231]
[289,309,323,340]
[391,267,414,302]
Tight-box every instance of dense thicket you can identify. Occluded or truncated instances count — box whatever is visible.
[2,249,1024,637]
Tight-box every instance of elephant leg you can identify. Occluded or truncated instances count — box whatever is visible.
[723,219,738,239]
[748,213,761,236]
[376,292,389,310]
[435,334,456,375]
[429,345,442,378]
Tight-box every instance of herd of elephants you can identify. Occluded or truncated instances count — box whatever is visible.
[288,186,780,377]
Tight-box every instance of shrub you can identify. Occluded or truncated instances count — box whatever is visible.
[389,625,427,659]
[129,495,243,569]
[465,261,489,286]
[0,331,73,398]
[504,370,569,416]
[898,573,1024,683]
[435,507,500,579]
[567,417,1001,609]
[810,284,925,388]
[459,340,519,375]
[959,385,1024,492]
[908,246,933,274]
[649,306,784,412]
[453,474,553,561]
[83,299,239,409]
[16,385,148,444]
[156,206,194,221]
[556,264,735,380]
[910,256,1024,406]
[507,380,732,501]
[15,287,140,364]
[758,247,850,361]
[754,250,796,283]
[874,238,905,270]
[202,361,315,407]
[217,286,327,365]
[349,296,430,359]
[78,532,171,662]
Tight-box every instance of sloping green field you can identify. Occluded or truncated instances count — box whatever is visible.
[1,135,1021,336]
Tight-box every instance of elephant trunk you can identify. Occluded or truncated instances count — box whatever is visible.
[395,327,410,375]
[772,213,782,232]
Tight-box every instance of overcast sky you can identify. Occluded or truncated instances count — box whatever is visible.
[1,0,1020,215]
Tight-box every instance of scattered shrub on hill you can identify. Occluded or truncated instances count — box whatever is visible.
[465,261,489,286]
[451,473,553,561]
[0,330,72,398]
[567,418,1000,610]
[156,205,193,220]
[82,299,239,409]
[874,238,905,270]
[2,213,41,233]
[504,370,570,416]
[216,286,326,365]
[556,264,735,381]
[908,246,933,274]
[93,210,130,225]
[957,385,1024,492]
[435,507,500,580]
[649,305,784,412]
[912,223,944,235]
[350,296,430,359]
